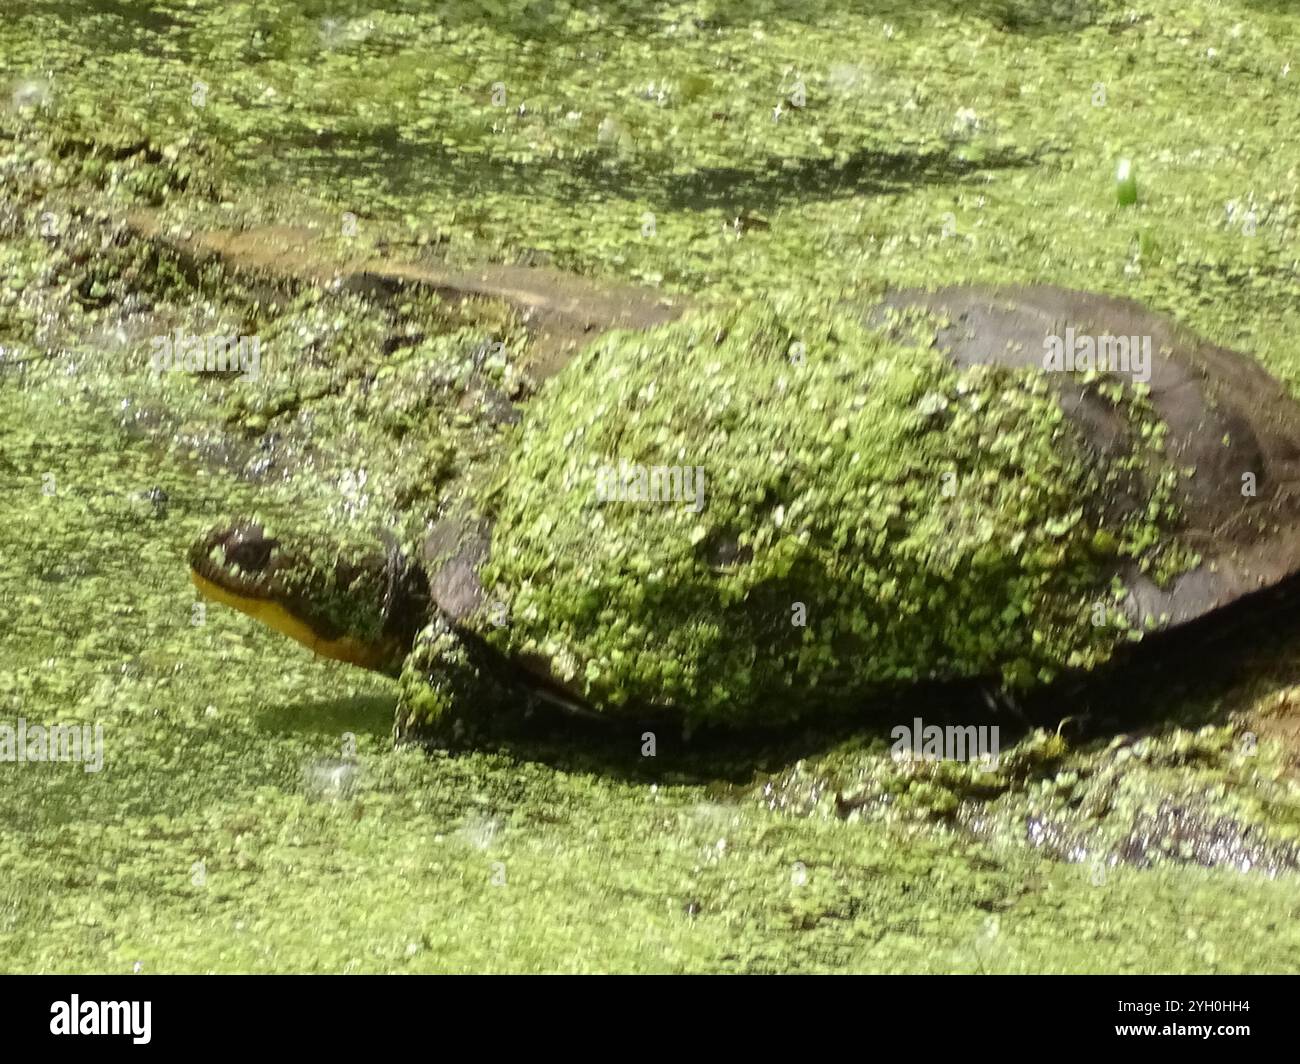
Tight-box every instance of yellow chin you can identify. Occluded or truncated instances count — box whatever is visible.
[191,570,398,671]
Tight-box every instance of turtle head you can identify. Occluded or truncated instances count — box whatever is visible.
[188,520,429,675]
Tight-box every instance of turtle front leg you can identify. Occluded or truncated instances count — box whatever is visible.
[394,615,518,745]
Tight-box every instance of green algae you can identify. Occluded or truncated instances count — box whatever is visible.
[5,0,1298,347]
[4,0,1300,975]
[473,294,1183,726]
[1,390,1297,975]
[0,123,528,546]
[763,721,1300,878]
[1,381,1296,974]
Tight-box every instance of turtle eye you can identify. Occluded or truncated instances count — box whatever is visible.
[224,533,276,573]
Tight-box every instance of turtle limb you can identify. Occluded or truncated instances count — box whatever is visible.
[394,615,518,745]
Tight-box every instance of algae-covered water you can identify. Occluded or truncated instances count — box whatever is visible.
[3,0,1300,973]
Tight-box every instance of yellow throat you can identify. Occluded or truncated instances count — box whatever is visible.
[190,569,398,671]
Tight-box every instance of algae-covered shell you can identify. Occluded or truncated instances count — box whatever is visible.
[869,285,1300,631]
[417,285,1300,728]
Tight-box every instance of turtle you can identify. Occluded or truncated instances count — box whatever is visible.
[188,284,1300,742]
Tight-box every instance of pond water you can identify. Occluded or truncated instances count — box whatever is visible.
[2,0,1299,972]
